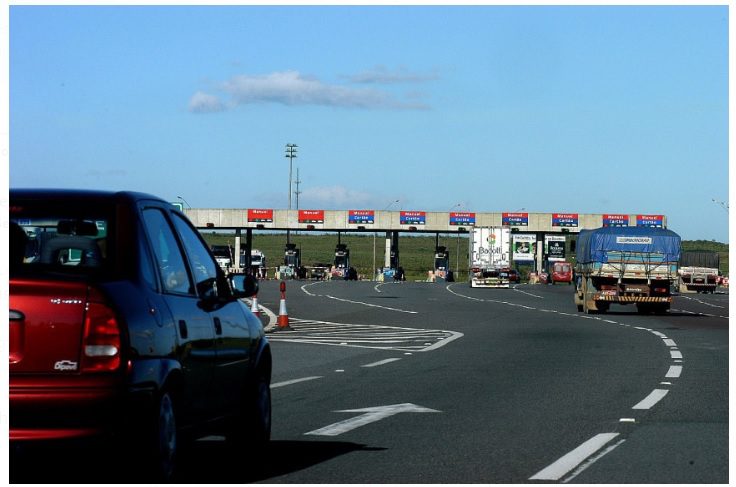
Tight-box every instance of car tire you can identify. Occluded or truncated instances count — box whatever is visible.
[229,364,271,451]
[151,391,178,482]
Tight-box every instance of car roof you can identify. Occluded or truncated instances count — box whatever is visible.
[10,188,170,206]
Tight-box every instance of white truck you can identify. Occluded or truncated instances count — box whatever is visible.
[678,251,719,293]
[469,226,511,288]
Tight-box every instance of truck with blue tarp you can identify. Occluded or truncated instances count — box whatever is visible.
[574,226,681,314]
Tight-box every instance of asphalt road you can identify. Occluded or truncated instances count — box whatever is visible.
[12,280,729,483]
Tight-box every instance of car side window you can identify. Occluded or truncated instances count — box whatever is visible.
[170,213,220,298]
[141,208,193,295]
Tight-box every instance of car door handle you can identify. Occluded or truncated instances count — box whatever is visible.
[213,317,222,335]
[178,320,188,339]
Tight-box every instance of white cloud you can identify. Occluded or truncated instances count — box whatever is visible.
[190,71,429,113]
[346,65,440,84]
[188,91,226,113]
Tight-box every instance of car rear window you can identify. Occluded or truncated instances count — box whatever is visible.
[10,209,112,276]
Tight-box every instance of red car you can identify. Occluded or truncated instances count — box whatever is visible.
[551,262,573,285]
[9,189,271,481]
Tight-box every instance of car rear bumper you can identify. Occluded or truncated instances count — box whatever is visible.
[10,377,152,442]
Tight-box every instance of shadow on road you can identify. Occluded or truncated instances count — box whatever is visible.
[10,439,383,483]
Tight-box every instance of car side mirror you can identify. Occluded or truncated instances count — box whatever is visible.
[230,273,258,298]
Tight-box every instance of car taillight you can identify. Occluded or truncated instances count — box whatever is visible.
[81,301,121,372]
[653,287,668,293]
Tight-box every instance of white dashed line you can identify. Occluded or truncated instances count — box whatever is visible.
[271,376,323,389]
[665,365,683,378]
[632,389,669,410]
[670,350,683,359]
[362,358,402,368]
[529,433,620,481]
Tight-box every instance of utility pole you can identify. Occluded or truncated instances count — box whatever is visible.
[285,144,298,244]
[294,167,302,210]
[285,144,298,210]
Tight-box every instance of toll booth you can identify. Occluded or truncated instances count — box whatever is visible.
[390,232,400,270]
[434,245,452,282]
[334,243,350,278]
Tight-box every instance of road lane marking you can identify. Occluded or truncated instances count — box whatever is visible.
[325,294,418,314]
[670,350,683,359]
[561,438,626,483]
[679,295,726,309]
[362,358,402,368]
[665,365,683,378]
[529,433,620,481]
[632,389,669,410]
[305,403,440,437]
[663,339,677,347]
[271,376,323,389]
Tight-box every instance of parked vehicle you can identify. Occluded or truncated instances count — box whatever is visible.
[574,226,681,314]
[9,189,272,481]
[678,251,719,293]
[550,262,573,285]
[469,227,511,288]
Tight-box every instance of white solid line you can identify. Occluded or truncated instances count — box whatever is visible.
[271,376,323,389]
[362,358,402,368]
[632,389,669,410]
[665,365,683,378]
[529,433,620,481]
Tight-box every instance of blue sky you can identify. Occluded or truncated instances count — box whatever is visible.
[8,5,730,241]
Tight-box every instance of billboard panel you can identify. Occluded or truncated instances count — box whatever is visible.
[400,211,426,225]
[552,213,578,227]
[247,209,274,223]
[503,212,529,226]
[602,214,630,227]
[637,214,664,228]
[450,212,476,226]
[348,210,375,225]
[513,234,536,261]
[298,210,325,224]
[545,235,566,262]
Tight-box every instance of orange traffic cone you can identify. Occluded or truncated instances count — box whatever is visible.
[276,281,291,330]
[250,294,260,316]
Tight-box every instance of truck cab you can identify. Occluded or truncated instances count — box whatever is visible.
[211,245,233,271]
[333,243,350,278]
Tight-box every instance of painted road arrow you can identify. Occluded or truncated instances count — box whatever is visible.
[305,403,441,437]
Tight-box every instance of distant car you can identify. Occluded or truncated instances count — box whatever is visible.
[507,269,520,283]
[551,262,573,285]
[9,189,271,481]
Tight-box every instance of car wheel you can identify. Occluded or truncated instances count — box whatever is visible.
[229,365,271,451]
[147,391,178,482]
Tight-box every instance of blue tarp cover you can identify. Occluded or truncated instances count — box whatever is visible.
[576,227,681,264]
